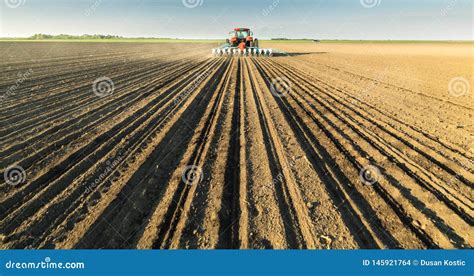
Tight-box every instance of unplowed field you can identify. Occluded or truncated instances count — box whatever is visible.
[0,42,472,249]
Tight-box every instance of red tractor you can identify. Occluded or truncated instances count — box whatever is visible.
[226,28,259,50]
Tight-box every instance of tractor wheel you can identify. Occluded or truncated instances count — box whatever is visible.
[254,39,259,48]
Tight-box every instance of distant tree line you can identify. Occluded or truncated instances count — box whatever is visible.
[29,34,123,40]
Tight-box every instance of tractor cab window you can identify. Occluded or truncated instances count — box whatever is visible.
[236,31,249,38]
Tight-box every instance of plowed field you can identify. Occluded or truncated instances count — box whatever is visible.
[0,42,472,249]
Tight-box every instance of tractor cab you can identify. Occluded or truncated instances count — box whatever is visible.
[230,28,252,39]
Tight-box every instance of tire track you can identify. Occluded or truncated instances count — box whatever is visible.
[145,58,235,249]
[244,58,318,248]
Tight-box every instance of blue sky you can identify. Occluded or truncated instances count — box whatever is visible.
[0,0,472,40]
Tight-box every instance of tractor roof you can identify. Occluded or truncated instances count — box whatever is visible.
[234,28,250,31]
